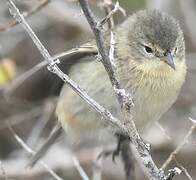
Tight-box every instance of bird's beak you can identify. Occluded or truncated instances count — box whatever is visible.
[164,51,175,70]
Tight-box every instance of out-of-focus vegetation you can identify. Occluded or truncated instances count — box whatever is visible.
[0,0,196,180]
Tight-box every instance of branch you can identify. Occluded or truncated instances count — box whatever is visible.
[0,107,42,130]
[174,158,193,180]
[28,124,63,168]
[78,0,166,179]
[8,126,63,180]
[165,167,182,180]
[7,0,166,179]
[4,45,97,97]
[78,0,120,90]
[7,0,122,132]
[72,156,90,180]
[97,1,120,28]
[0,0,50,32]
[161,118,196,170]
[100,0,126,29]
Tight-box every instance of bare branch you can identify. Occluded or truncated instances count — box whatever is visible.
[4,45,97,96]
[8,126,63,180]
[165,167,182,180]
[99,0,126,29]
[0,0,50,32]
[97,1,120,28]
[72,156,90,180]
[109,31,115,67]
[78,0,167,180]
[0,107,42,130]
[174,158,193,180]
[7,0,167,179]
[26,99,56,147]
[7,0,122,132]
[78,0,120,89]
[162,118,196,170]
[28,124,63,168]
[92,150,102,180]
[155,122,172,141]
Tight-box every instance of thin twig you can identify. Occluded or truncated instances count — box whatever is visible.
[78,0,165,179]
[26,99,56,147]
[7,0,166,179]
[27,123,63,168]
[161,117,196,170]
[155,122,172,141]
[0,0,50,32]
[78,0,120,90]
[4,45,97,96]
[7,0,124,137]
[72,156,90,180]
[8,126,63,180]
[92,150,102,180]
[165,167,182,180]
[101,0,114,29]
[0,107,42,130]
[174,158,193,180]
[97,1,120,28]
[109,31,115,67]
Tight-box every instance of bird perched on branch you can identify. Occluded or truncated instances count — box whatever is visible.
[29,10,186,174]
[56,9,186,143]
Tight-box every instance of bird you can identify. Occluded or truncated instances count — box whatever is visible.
[56,9,186,144]
[29,9,186,171]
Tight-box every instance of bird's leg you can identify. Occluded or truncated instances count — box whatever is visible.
[97,133,129,163]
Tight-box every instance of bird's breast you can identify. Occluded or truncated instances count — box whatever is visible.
[127,61,186,130]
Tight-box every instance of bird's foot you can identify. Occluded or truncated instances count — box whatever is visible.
[97,146,120,163]
[97,134,127,163]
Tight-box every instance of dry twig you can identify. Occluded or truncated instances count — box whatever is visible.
[165,167,182,180]
[0,0,50,32]
[28,123,63,168]
[174,158,193,180]
[4,45,97,96]
[26,99,56,147]
[8,126,63,180]
[162,117,196,170]
[97,1,121,28]
[72,156,90,180]
[78,0,167,179]
[7,0,176,179]
[100,0,126,29]
[0,107,42,130]
[7,0,123,140]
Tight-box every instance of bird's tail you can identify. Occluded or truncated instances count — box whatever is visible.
[27,123,63,168]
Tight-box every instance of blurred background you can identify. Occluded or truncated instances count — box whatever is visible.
[0,0,196,179]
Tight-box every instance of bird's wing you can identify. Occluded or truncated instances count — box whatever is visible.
[4,44,98,101]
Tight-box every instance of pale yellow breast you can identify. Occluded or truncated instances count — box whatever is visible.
[131,60,186,129]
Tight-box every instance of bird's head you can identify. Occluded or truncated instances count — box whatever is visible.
[121,10,185,73]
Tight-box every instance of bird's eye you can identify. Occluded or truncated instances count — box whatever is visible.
[144,46,153,54]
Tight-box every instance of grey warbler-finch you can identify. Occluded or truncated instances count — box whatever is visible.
[56,9,186,145]
[29,9,186,169]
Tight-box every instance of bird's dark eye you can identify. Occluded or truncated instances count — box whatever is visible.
[144,46,153,53]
